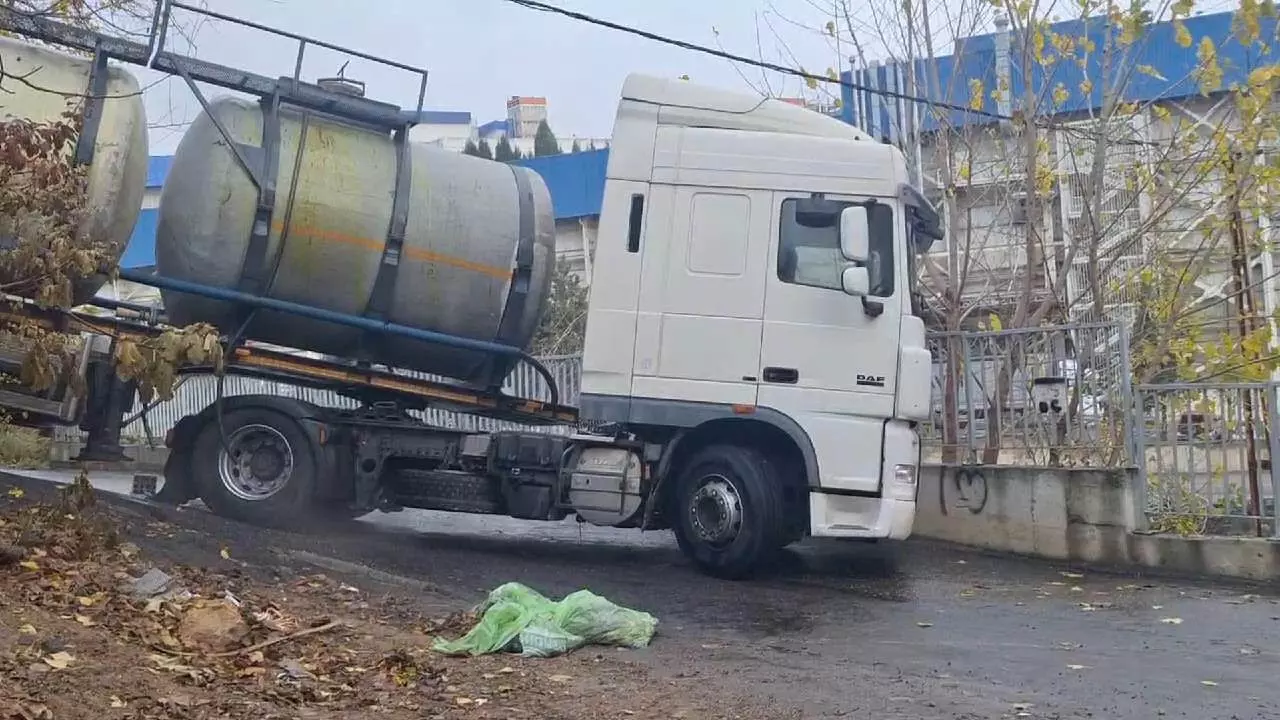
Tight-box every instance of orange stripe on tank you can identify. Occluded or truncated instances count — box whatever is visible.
[269,220,514,280]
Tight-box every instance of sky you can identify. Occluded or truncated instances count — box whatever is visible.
[135,0,860,154]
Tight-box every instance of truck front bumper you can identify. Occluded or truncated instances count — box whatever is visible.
[807,420,919,540]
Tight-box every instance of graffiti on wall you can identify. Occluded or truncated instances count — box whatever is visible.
[940,466,989,515]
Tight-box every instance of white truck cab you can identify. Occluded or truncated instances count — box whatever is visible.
[580,75,940,567]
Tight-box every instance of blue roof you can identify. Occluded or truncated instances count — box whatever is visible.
[513,149,609,220]
[147,156,172,188]
[121,208,157,269]
[841,10,1280,137]
[404,110,473,125]
[478,119,509,136]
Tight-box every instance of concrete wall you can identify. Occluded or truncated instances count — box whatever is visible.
[917,465,1280,583]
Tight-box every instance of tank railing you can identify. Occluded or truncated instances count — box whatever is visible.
[163,1,429,118]
[116,270,564,409]
[0,4,425,131]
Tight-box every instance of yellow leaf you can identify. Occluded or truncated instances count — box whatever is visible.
[824,20,836,37]
[6,486,23,498]
[1053,83,1070,106]
[220,547,231,560]
[19,560,39,572]
[1201,680,1218,687]
[76,595,95,607]
[989,313,1004,332]
[968,78,985,111]
[19,624,36,635]
[42,651,74,670]
[1137,64,1167,81]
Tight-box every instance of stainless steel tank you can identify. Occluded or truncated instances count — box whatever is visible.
[154,96,557,384]
[0,36,148,303]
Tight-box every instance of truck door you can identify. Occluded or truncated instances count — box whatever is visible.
[758,192,903,494]
[630,185,768,406]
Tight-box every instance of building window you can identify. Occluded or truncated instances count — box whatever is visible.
[777,198,895,297]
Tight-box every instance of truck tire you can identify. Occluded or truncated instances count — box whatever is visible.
[671,444,787,579]
[190,406,324,528]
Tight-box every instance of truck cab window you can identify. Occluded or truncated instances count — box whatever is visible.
[777,199,895,297]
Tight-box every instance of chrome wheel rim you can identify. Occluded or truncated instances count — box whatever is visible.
[217,424,294,501]
[688,474,743,548]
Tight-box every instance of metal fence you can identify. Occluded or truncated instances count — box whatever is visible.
[1134,382,1279,538]
[923,323,1134,467]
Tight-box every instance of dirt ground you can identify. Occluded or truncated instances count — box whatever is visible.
[0,475,787,720]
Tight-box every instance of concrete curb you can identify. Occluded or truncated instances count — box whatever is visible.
[915,464,1280,584]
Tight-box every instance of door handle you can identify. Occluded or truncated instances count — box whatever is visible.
[762,367,799,384]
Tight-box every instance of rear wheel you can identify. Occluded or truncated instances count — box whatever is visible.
[671,444,787,579]
[191,407,322,528]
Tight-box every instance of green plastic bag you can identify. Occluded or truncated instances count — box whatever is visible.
[431,582,658,658]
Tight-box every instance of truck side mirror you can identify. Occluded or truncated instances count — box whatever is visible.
[839,206,870,262]
[841,266,870,297]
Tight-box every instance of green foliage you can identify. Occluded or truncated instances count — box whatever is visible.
[493,135,519,163]
[533,120,561,157]
[531,262,589,356]
[476,138,494,160]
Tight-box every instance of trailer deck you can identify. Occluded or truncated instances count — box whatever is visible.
[0,299,577,428]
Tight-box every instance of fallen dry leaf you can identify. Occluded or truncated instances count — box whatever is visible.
[1066,664,1090,670]
[74,614,96,627]
[42,651,74,670]
[219,547,231,560]
[7,487,24,498]
[18,560,39,572]
[1201,680,1218,687]
[19,624,37,635]
[1061,572,1084,579]
[109,697,125,708]
[548,674,573,683]
[1160,618,1183,625]
[916,621,934,628]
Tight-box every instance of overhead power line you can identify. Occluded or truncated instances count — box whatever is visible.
[503,0,1010,122]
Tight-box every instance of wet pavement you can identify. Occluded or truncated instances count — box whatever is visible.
[8,468,1280,719]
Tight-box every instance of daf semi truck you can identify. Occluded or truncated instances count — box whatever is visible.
[0,3,939,578]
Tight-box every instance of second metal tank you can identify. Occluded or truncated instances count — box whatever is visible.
[154,95,557,385]
[0,35,148,304]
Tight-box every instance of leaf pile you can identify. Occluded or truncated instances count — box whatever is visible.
[0,477,605,720]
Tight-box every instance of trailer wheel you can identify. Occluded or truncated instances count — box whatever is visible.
[671,444,787,580]
[190,407,321,528]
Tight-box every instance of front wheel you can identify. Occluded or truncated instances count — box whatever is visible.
[190,407,322,528]
[671,444,788,579]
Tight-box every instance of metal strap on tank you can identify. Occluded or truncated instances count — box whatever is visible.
[363,125,412,323]
[237,91,283,297]
[72,47,109,167]
[493,164,536,346]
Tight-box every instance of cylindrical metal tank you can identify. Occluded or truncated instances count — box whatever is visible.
[155,96,556,384]
[0,36,149,303]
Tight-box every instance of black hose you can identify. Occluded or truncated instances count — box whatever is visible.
[213,112,310,456]
[519,352,560,408]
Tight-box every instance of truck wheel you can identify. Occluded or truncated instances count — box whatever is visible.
[671,444,787,580]
[190,407,321,528]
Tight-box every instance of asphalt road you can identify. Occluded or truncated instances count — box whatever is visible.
[9,469,1280,720]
